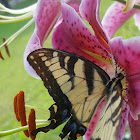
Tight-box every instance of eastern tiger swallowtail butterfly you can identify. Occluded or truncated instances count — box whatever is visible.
[27,48,124,140]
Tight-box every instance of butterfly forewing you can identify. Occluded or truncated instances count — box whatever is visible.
[27,48,110,137]
[27,48,123,140]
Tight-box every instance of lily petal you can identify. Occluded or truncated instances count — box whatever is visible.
[65,0,81,11]
[134,11,140,30]
[52,3,112,74]
[24,34,42,79]
[123,0,136,13]
[24,0,61,78]
[109,36,140,120]
[34,0,61,45]
[54,0,81,28]
[79,0,109,51]
[102,2,136,39]
[127,75,140,120]
[117,101,129,140]
[128,113,140,140]
[84,98,107,140]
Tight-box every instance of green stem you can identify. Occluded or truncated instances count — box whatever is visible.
[0,121,50,138]
[0,12,33,23]
[25,104,49,113]
[0,18,34,49]
[0,3,36,14]
[115,0,140,10]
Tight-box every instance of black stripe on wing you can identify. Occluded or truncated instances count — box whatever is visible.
[84,63,94,95]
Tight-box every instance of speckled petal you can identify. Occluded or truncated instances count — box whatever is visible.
[24,0,61,78]
[102,2,136,39]
[55,0,81,28]
[34,0,61,45]
[84,98,107,140]
[127,75,140,120]
[24,34,41,79]
[109,37,140,120]
[134,11,140,30]
[117,101,129,140]
[66,0,81,11]
[128,114,140,140]
[52,3,112,73]
[79,0,109,51]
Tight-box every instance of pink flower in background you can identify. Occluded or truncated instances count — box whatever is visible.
[24,0,140,139]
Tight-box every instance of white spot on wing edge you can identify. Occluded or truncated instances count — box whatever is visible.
[30,55,34,60]
[39,53,44,56]
[45,61,51,66]
[53,51,58,57]
[64,56,70,69]
[41,56,47,61]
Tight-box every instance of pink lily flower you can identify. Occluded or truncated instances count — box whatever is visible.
[24,0,140,139]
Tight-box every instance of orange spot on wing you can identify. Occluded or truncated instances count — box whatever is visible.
[76,133,82,138]
[118,88,122,95]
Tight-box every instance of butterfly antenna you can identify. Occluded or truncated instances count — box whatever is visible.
[115,65,118,77]
[108,57,119,77]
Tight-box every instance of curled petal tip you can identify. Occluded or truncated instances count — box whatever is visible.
[123,0,136,13]
[130,111,138,120]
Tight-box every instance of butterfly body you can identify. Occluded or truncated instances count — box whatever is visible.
[27,48,124,140]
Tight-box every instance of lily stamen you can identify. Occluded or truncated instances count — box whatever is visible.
[0,50,4,60]
[13,91,29,137]
[3,38,10,57]
[13,93,20,121]
[28,109,36,140]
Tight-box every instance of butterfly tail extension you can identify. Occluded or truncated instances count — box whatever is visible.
[59,118,76,139]
[31,103,70,136]
[60,117,87,140]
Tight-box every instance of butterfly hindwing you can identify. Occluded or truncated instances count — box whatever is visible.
[27,48,111,139]
[91,74,123,140]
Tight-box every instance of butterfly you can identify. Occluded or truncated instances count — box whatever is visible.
[27,48,124,140]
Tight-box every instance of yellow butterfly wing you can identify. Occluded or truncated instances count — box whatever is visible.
[27,48,115,140]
